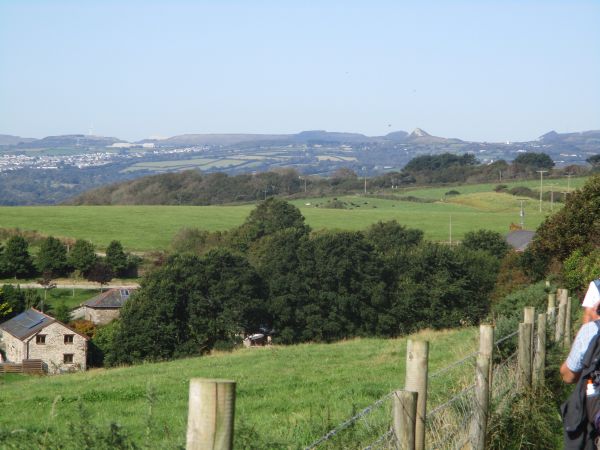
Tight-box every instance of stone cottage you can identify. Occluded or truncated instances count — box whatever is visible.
[82,288,133,325]
[0,309,88,374]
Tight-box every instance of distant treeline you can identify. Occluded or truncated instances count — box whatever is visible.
[67,152,591,206]
[88,198,513,366]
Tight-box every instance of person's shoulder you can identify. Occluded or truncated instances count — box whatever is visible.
[584,321,600,332]
[576,321,600,340]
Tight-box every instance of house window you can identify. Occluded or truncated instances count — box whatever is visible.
[64,334,74,344]
[36,335,46,344]
[63,354,74,364]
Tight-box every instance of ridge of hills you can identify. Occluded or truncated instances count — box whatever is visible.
[4,128,600,149]
[1,127,598,206]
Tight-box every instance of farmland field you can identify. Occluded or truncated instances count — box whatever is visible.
[0,328,478,449]
[0,177,585,251]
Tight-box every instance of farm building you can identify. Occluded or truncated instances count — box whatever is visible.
[81,288,133,325]
[0,309,88,374]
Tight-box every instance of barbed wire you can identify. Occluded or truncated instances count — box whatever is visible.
[429,350,478,379]
[494,330,518,346]
[361,428,393,450]
[306,326,525,448]
[428,383,476,419]
[304,392,393,450]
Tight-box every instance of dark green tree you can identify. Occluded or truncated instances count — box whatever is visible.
[524,174,600,278]
[108,250,266,365]
[0,285,26,319]
[105,241,128,277]
[87,260,114,291]
[232,198,310,250]
[68,239,97,275]
[1,236,35,278]
[587,154,600,170]
[37,236,68,277]
[52,302,72,324]
[461,229,511,259]
[298,231,390,341]
[364,220,423,255]
[512,152,554,170]
[392,244,498,333]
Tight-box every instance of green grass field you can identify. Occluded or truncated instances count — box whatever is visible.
[0,177,586,251]
[0,328,478,449]
[33,288,100,310]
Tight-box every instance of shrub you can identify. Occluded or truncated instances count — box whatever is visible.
[462,229,511,259]
[508,186,534,197]
[563,248,600,294]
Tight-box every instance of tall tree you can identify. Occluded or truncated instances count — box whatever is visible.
[524,174,600,278]
[461,229,510,259]
[230,198,310,251]
[68,239,97,276]
[108,250,266,365]
[105,240,127,277]
[87,260,114,291]
[37,236,68,277]
[1,236,35,278]
[512,152,554,170]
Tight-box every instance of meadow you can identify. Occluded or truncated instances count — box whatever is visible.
[0,177,585,251]
[0,327,478,449]
[33,288,100,310]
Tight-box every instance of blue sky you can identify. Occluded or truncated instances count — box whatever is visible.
[1,1,599,142]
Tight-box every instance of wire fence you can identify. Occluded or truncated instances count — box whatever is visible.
[305,326,524,450]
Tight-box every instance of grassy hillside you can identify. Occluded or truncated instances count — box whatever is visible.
[0,191,564,252]
[0,328,477,449]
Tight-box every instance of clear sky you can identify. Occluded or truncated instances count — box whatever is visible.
[1,1,599,142]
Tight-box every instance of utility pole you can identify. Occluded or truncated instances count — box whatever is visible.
[567,172,572,192]
[536,170,548,213]
[519,199,526,228]
[550,187,554,211]
[449,215,452,245]
[299,176,307,193]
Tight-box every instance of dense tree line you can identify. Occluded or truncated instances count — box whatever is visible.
[523,174,600,280]
[0,236,139,281]
[98,198,505,366]
[67,152,570,206]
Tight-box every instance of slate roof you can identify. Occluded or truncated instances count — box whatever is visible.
[506,230,535,252]
[84,288,133,309]
[0,309,55,340]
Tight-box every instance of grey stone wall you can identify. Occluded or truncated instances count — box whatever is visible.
[0,332,25,363]
[84,307,121,325]
[26,322,87,374]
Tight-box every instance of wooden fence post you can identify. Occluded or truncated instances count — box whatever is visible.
[186,378,236,450]
[523,307,535,325]
[557,288,569,306]
[547,293,556,341]
[469,354,491,450]
[478,324,494,394]
[469,325,493,450]
[524,307,535,352]
[518,323,533,390]
[393,390,417,450]
[533,313,547,388]
[556,301,566,346]
[563,297,573,348]
[405,340,429,450]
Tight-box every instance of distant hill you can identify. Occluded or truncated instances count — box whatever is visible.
[15,134,122,148]
[405,128,464,144]
[537,130,600,152]
[0,134,36,146]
